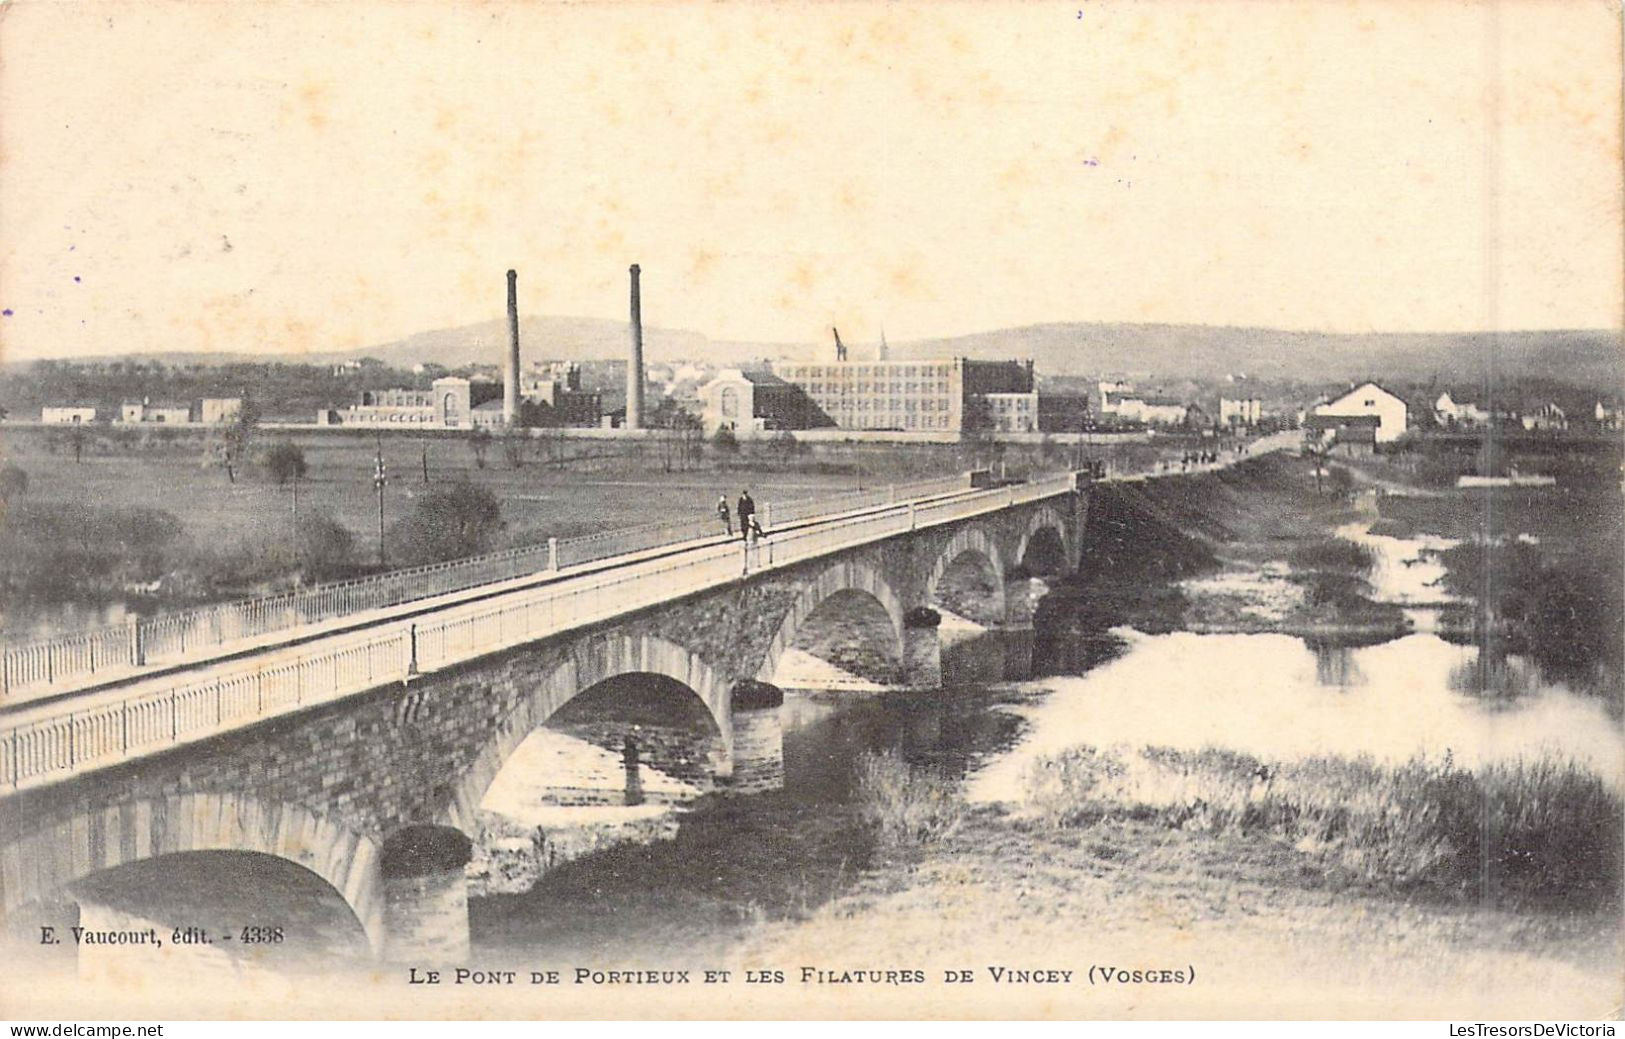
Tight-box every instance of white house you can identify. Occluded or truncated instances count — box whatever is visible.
[1434,392,1491,428]
[118,400,192,424]
[1219,397,1263,427]
[1098,380,1189,426]
[198,397,244,424]
[1315,382,1408,443]
[41,406,97,424]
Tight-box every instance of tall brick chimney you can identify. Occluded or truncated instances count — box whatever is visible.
[626,263,644,430]
[504,269,520,425]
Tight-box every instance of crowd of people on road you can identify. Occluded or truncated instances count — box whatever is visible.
[1156,441,1253,474]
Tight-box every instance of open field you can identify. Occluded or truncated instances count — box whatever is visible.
[0,425,1194,636]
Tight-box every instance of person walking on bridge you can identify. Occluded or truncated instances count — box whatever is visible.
[736,490,755,542]
[717,494,734,536]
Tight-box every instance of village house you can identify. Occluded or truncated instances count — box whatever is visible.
[1219,397,1263,428]
[40,405,98,424]
[1313,381,1408,444]
[1434,391,1491,428]
[198,397,245,424]
[1521,403,1568,432]
[1097,380,1190,427]
[118,399,192,425]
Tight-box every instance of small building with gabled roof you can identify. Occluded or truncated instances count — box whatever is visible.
[1313,382,1408,443]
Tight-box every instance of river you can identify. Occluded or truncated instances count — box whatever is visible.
[39,520,1623,977]
[469,516,1622,961]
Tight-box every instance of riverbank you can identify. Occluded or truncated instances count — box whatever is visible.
[1343,448,1624,710]
[1035,455,1409,656]
[716,449,1621,1017]
[724,802,1620,1018]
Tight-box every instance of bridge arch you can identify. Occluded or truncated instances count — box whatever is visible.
[755,558,905,685]
[0,793,384,953]
[925,524,1009,623]
[1016,505,1074,573]
[446,633,730,831]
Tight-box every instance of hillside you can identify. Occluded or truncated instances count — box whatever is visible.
[894,324,1624,386]
[7,319,1619,390]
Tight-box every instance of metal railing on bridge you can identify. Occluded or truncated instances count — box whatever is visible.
[0,472,1075,792]
[0,472,975,701]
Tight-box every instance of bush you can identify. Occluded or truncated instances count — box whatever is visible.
[390,480,505,564]
[712,427,739,454]
[0,500,185,598]
[853,749,963,848]
[295,510,355,581]
[261,440,308,485]
[1027,745,1621,907]
[767,429,805,459]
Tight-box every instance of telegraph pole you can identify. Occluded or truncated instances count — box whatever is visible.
[373,439,388,567]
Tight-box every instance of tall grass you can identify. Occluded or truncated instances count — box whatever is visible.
[854,750,964,848]
[1449,656,1542,701]
[1027,745,1621,907]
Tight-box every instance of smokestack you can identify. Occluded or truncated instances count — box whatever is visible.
[626,263,644,430]
[504,269,520,425]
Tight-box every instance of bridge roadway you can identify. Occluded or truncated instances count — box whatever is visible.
[0,472,1079,795]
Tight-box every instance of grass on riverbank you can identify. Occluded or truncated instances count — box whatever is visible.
[853,749,965,848]
[1024,744,1621,909]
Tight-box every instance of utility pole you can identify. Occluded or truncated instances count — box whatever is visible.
[373,439,388,567]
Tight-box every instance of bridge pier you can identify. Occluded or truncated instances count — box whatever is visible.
[902,608,943,691]
[727,681,784,793]
[380,826,473,964]
[999,625,1035,680]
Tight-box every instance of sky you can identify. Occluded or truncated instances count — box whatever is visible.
[0,0,1620,363]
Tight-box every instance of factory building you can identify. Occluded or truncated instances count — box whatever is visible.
[982,391,1039,432]
[318,377,486,427]
[521,361,602,427]
[768,355,1036,434]
[699,369,828,434]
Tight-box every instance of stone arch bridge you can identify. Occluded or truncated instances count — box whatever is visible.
[0,475,1085,963]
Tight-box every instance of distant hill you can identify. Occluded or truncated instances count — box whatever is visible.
[299,319,1625,388]
[9,318,1620,390]
[891,324,1624,387]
